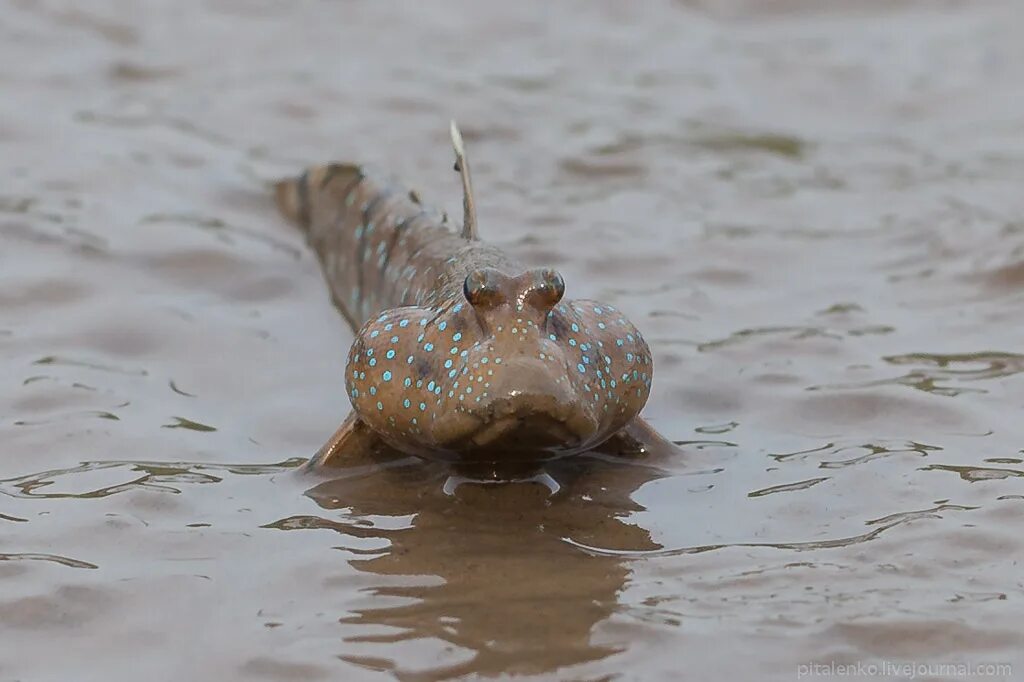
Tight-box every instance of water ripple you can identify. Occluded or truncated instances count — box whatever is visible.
[922,464,1024,482]
[0,553,98,569]
[698,326,842,351]
[565,504,977,559]
[0,458,305,500]
[748,476,830,498]
[809,352,1024,397]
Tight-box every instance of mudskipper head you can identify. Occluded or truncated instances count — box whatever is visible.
[345,267,653,463]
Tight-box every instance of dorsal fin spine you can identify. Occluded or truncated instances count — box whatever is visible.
[449,120,478,240]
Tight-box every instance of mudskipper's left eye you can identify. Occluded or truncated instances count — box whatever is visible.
[531,269,565,308]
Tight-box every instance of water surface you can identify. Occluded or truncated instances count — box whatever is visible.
[2,1,1023,679]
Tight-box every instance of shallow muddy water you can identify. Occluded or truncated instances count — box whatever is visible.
[2,1,1024,680]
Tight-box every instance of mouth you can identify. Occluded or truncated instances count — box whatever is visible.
[468,413,579,447]
[429,393,598,461]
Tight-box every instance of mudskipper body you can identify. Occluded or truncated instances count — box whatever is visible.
[276,123,675,470]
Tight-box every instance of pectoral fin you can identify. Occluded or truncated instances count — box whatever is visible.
[598,416,680,460]
[306,412,391,469]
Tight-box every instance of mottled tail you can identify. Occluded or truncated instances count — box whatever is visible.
[274,163,363,231]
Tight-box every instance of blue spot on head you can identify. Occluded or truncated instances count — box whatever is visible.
[450,347,458,355]
[577,363,586,373]
[376,401,383,411]
[407,355,414,364]
[481,357,489,364]
[399,319,409,328]
[366,349,374,356]
[627,352,634,362]
[438,321,447,331]
[549,334,557,341]
[384,323,393,331]
[444,359,453,369]
[424,343,434,352]
[616,339,624,347]
[391,336,399,343]
[594,307,603,314]
[453,332,462,342]
[571,322,580,333]
[419,402,426,411]
[369,386,376,395]
[386,350,395,359]
[403,398,411,408]
[427,380,435,391]
[419,319,427,326]
[448,369,457,378]
[351,388,359,398]
[453,303,463,313]
[598,322,606,329]
[370,330,379,338]
[569,339,577,347]
[369,358,377,367]
[382,370,392,381]
[404,377,411,387]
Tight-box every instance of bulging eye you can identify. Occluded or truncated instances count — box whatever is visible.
[463,268,506,308]
[523,268,564,311]
[535,269,565,306]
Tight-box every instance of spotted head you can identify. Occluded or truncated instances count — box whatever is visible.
[345,267,653,463]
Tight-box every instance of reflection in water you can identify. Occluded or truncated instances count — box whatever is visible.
[1,450,672,678]
[293,454,668,679]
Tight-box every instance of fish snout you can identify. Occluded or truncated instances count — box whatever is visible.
[464,356,598,442]
[429,356,599,459]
